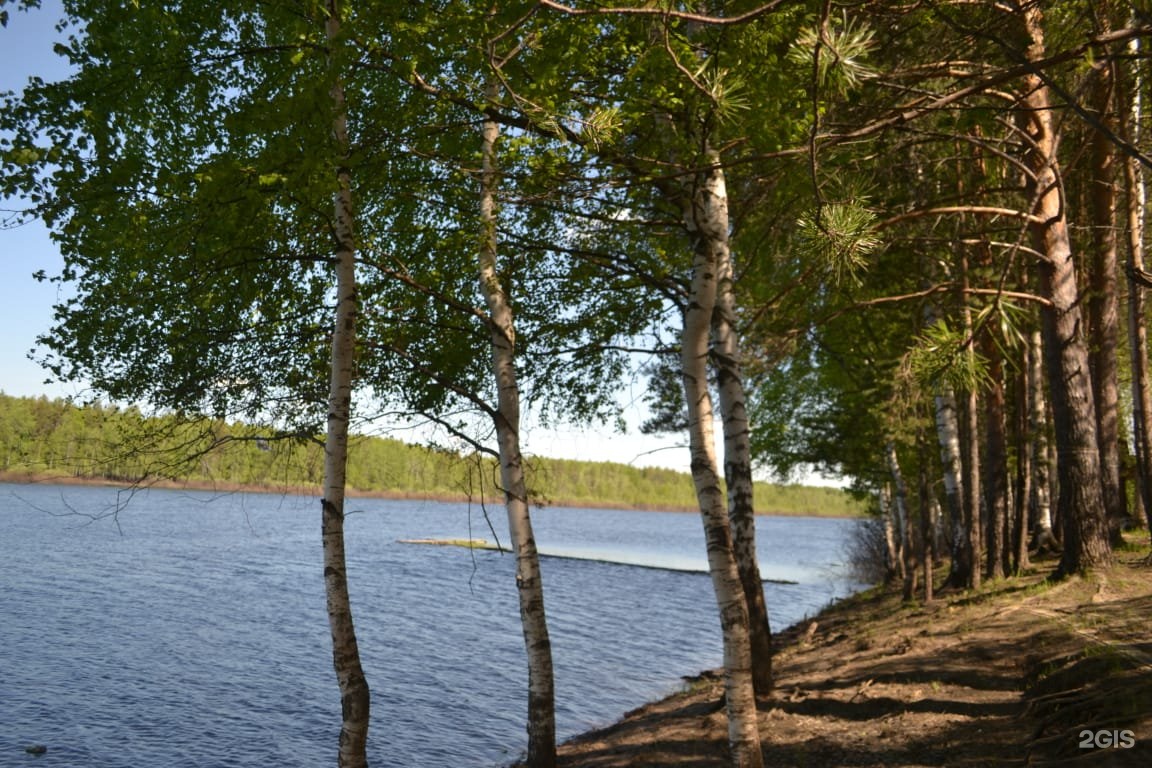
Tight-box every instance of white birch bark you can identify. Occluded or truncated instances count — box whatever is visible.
[934,389,967,583]
[1028,328,1057,552]
[711,198,773,697]
[321,3,370,765]
[924,294,968,586]
[681,151,762,768]
[479,87,556,768]
[879,484,900,583]
[885,441,914,596]
[929,495,946,565]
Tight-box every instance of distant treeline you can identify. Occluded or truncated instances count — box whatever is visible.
[0,393,864,517]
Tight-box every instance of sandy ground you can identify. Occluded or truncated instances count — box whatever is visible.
[533,544,1152,768]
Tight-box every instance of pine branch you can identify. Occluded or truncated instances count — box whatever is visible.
[537,0,790,27]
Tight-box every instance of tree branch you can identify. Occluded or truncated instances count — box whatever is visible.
[537,0,791,26]
[877,205,1043,229]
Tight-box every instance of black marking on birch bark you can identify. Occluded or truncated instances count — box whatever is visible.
[321,498,343,520]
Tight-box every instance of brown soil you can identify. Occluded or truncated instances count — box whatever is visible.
[544,544,1152,767]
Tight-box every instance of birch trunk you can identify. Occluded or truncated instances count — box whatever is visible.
[1028,328,1058,552]
[885,441,916,600]
[712,234,773,697]
[681,151,762,768]
[930,496,946,567]
[322,3,370,765]
[934,388,969,585]
[1018,3,1112,575]
[879,485,901,583]
[479,88,556,768]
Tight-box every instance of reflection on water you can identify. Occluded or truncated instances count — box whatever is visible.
[1,484,866,767]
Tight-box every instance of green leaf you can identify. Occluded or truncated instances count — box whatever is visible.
[5,146,41,166]
[257,172,286,189]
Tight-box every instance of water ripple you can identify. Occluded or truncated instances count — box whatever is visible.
[1,485,864,767]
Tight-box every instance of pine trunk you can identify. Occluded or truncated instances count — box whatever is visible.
[712,227,773,697]
[959,249,983,590]
[1087,29,1127,540]
[479,88,556,768]
[918,431,934,603]
[322,3,371,764]
[1019,3,1112,575]
[1120,31,1152,536]
[979,336,1009,580]
[1013,363,1032,572]
[681,152,763,768]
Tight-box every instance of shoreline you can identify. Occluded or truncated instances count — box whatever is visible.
[0,471,863,518]
[527,544,1152,767]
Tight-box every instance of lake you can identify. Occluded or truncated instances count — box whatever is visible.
[0,483,867,766]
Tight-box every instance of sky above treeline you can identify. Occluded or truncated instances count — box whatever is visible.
[1,0,73,401]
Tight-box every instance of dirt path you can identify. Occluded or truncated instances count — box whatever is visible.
[545,549,1152,767]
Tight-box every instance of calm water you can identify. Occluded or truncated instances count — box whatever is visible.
[1,483,866,767]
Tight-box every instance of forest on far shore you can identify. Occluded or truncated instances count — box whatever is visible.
[0,393,863,517]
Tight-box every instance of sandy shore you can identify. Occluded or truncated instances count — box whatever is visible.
[524,544,1152,767]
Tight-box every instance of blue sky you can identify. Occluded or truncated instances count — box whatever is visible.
[0,0,77,400]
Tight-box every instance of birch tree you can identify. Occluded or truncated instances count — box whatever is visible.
[321,2,370,764]
[610,7,827,701]
[478,79,555,768]
[1028,327,1057,552]
[681,151,762,768]
[933,387,969,584]
[540,7,798,727]
[1,1,379,762]
[885,441,915,599]
[713,234,773,695]
[347,7,670,757]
